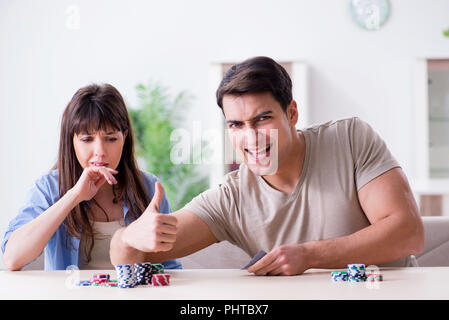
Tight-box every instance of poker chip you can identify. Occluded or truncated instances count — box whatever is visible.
[347,264,365,277]
[330,264,383,284]
[134,262,153,285]
[347,263,366,282]
[151,264,165,274]
[114,264,136,288]
[102,281,118,287]
[74,263,171,289]
[152,274,170,286]
[331,271,348,282]
[75,271,132,289]
[366,273,383,282]
[348,276,363,282]
[91,278,107,284]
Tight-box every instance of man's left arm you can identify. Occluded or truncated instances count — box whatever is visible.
[248,168,425,275]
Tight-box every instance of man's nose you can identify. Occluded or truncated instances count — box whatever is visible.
[244,128,257,145]
[242,128,267,147]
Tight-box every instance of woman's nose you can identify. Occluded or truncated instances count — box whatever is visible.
[93,139,106,156]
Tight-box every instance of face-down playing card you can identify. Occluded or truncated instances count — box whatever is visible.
[242,250,267,269]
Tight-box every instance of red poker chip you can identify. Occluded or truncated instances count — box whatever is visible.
[92,278,106,284]
[152,274,170,286]
[101,281,118,287]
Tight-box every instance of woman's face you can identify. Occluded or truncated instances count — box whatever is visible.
[73,129,127,170]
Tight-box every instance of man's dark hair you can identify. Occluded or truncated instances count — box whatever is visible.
[216,56,292,113]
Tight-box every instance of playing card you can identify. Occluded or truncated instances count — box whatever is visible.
[241,250,267,269]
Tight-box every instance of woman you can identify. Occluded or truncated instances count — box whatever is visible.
[1,83,181,271]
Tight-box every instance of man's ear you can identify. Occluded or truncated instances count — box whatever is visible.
[286,100,298,127]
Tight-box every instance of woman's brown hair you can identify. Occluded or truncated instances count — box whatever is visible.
[53,83,149,260]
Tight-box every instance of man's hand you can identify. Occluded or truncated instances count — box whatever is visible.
[247,244,310,276]
[121,182,178,252]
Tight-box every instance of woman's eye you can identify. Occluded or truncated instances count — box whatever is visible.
[107,137,118,142]
[80,137,92,142]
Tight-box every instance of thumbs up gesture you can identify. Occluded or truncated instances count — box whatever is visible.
[121,182,178,252]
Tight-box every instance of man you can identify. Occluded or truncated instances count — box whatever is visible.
[110,56,424,276]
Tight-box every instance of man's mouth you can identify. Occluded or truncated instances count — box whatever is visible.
[244,144,271,161]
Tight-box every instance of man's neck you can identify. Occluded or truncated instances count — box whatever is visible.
[262,131,305,195]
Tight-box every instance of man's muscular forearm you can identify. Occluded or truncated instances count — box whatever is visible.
[110,209,218,266]
[248,212,424,276]
[109,228,146,264]
[303,213,424,269]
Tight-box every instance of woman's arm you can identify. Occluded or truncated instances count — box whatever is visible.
[3,166,118,271]
[3,189,80,270]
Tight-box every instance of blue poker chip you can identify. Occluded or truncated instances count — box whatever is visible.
[114,263,137,288]
[331,271,348,282]
[76,280,91,286]
[347,264,366,277]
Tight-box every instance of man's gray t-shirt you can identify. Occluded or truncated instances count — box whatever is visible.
[185,117,413,266]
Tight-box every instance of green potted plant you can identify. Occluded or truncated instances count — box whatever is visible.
[129,81,209,211]
[443,27,449,38]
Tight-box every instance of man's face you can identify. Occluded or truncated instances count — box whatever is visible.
[222,92,298,176]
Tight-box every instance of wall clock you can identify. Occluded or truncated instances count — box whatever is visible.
[350,0,391,31]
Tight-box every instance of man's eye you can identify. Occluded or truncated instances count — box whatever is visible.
[229,123,242,129]
[258,116,271,121]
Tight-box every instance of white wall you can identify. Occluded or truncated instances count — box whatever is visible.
[1,0,449,269]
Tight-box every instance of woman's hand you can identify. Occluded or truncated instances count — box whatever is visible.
[71,166,118,202]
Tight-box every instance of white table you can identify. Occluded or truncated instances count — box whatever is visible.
[1,267,449,300]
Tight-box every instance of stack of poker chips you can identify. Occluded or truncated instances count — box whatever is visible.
[150,263,165,274]
[91,273,110,286]
[366,273,383,282]
[147,263,170,286]
[152,274,170,286]
[347,264,367,282]
[134,262,153,285]
[75,263,170,289]
[76,280,92,286]
[75,273,118,287]
[102,280,118,287]
[114,264,137,288]
[150,263,170,286]
[331,271,348,282]
[331,264,383,283]
[113,262,169,288]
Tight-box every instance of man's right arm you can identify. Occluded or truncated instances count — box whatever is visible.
[110,208,217,265]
